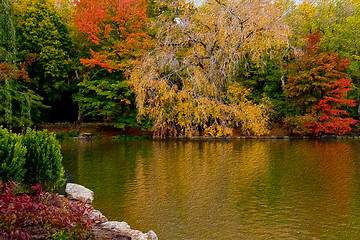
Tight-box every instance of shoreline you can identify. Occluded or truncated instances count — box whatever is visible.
[36,122,360,140]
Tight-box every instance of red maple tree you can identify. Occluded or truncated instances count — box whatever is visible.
[73,0,151,71]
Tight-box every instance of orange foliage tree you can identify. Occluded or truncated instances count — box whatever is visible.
[73,0,152,72]
[73,0,152,125]
[285,32,357,135]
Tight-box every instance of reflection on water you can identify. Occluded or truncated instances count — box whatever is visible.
[61,139,360,239]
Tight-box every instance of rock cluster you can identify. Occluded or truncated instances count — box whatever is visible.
[65,183,158,240]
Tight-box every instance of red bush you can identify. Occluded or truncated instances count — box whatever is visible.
[305,78,357,136]
[0,181,97,239]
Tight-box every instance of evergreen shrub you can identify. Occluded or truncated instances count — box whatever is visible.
[0,126,26,182]
[22,128,65,191]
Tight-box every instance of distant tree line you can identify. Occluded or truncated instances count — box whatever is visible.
[1,0,359,137]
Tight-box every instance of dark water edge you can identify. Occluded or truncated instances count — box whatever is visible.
[61,138,360,239]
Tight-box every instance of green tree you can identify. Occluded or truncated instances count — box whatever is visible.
[0,0,44,128]
[13,0,72,102]
[235,57,288,121]
[73,71,137,127]
[0,63,44,127]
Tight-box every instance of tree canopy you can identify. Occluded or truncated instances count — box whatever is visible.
[13,0,72,101]
[74,0,152,71]
[130,0,290,137]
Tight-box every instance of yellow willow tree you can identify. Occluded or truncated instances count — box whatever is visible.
[130,0,290,137]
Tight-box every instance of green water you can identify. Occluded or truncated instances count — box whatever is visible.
[61,139,360,239]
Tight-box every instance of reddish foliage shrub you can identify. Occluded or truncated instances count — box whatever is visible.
[285,32,357,135]
[304,78,358,136]
[0,181,97,239]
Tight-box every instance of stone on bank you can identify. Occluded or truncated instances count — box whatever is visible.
[66,183,94,203]
[65,183,158,240]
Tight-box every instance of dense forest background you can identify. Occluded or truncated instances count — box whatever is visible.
[1,0,360,137]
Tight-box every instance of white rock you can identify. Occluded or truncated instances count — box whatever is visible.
[146,230,158,240]
[101,221,131,230]
[121,229,158,240]
[89,209,108,223]
[137,232,148,240]
[65,183,94,203]
[127,230,148,240]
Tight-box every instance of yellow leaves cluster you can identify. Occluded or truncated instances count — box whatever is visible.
[353,55,360,60]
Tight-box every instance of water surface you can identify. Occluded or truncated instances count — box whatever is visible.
[61,139,360,239]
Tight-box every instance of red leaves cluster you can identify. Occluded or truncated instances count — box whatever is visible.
[305,30,321,54]
[74,0,147,44]
[0,63,29,82]
[74,0,151,71]
[80,49,113,70]
[305,117,357,136]
[0,181,96,239]
[305,78,357,135]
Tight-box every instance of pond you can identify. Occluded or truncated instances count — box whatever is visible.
[61,138,360,239]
